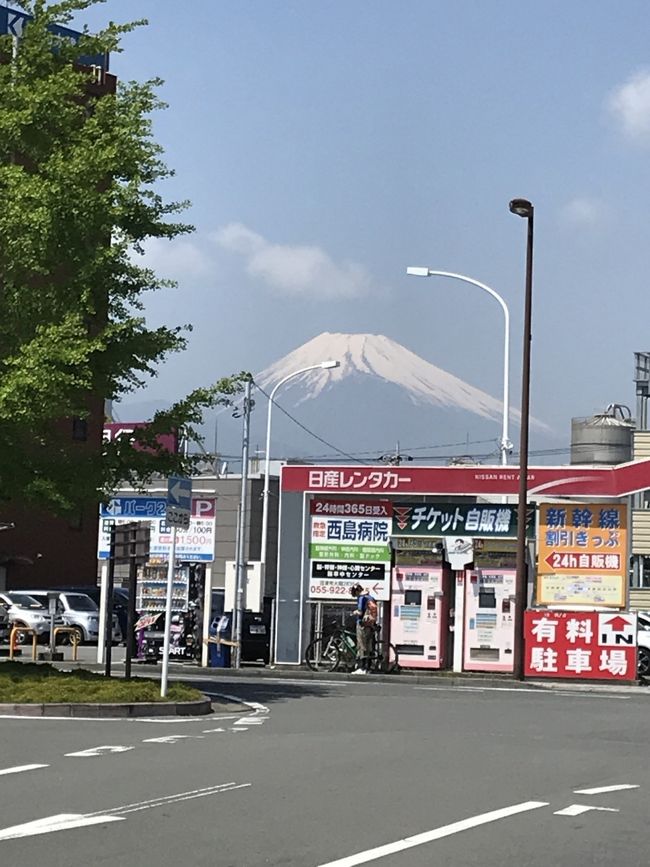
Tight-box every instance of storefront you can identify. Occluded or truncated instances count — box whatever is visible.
[274,461,650,672]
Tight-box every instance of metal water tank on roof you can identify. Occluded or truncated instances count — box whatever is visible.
[570,404,635,465]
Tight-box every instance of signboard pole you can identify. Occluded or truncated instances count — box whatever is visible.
[97,559,109,665]
[160,526,178,698]
[125,548,138,680]
[104,524,116,677]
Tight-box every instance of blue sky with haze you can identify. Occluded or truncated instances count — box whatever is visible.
[77,0,650,445]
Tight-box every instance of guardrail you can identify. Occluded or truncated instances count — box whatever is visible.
[53,627,80,661]
[9,626,37,661]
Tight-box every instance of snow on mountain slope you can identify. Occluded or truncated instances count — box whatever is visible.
[256,332,548,431]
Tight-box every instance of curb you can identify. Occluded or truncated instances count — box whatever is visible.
[194,666,650,694]
[199,666,533,689]
[0,697,213,718]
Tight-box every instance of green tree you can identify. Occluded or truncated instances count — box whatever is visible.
[0,0,248,511]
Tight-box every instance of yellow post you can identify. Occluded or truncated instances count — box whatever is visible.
[9,626,37,660]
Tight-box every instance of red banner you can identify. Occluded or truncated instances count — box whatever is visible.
[524,610,637,681]
[282,461,650,498]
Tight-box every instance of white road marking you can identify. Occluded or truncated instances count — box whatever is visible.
[0,783,251,842]
[554,804,619,817]
[574,784,639,795]
[317,801,549,867]
[137,714,239,724]
[229,727,247,732]
[0,813,124,842]
[0,764,49,776]
[88,782,251,816]
[202,727,226,733]
[142,735,204,744]
[234,717,265,725]
[110,783,250,815]
[64,746,134,758]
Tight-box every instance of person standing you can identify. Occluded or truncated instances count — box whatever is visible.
[350,583,378,674]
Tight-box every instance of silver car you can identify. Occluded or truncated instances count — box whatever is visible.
[0,591,62,643]
[17,590,120,645]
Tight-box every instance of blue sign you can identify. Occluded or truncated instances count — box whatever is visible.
[0,6,109,70]
[100,497,167,519]
[167,477,192,511]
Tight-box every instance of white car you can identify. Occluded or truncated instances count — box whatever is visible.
[637,613,650,677]
[15,590,120,645]
[0,592,63,643]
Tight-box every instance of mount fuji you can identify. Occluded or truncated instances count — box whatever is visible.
[246,332,552,463]
[115,332,557,463]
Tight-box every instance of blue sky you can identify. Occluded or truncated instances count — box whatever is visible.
[75,0,650,447]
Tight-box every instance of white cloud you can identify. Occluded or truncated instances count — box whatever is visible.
[137,237,216,284]
[213,222,372,299]
[559,197,608,228]
[607,69,650,143]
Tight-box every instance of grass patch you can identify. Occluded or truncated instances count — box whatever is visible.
[0,662,203,704]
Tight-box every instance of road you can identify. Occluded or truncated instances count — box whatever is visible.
[0,674,648,866]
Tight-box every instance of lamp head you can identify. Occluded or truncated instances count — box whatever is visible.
[406,267,430,277]
[320,360,340,370]
[509,198,534,218]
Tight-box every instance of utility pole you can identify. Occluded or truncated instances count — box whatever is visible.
[233,379,252,668]
[379,442,413,466]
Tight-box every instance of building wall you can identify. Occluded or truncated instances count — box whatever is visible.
[0,403,104,591]
[275,490,307,664]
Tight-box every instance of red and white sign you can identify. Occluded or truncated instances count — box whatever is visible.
[524,610,637,681]
[282,461,650,498]
[150,498,216,562]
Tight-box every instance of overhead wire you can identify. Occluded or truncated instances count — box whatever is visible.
[252,382,366,464]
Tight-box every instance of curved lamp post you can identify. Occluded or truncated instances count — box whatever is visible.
[259,360,340,579]
[406,267,512,465]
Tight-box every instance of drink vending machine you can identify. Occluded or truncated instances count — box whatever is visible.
[390,567,446,669]
[463,568,515,672]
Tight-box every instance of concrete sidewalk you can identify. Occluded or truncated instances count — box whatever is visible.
[5,643,647,696]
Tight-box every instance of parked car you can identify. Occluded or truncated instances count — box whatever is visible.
[15,591,120,645]
[0,591,63,644]
[56,586,129,643]
[637,613,650,676]
[0,601,9,642]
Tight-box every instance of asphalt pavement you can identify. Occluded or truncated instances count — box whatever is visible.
[0,673,648,866]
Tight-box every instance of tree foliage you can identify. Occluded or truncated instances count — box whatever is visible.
[0,0,248,511]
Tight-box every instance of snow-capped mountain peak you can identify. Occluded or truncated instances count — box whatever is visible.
[256,332,544,430]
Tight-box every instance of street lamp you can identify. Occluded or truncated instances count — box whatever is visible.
[259,360,340,580]
[509,197,534,681]
[406,267,512,465]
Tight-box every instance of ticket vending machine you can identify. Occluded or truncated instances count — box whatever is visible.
[463,569,516,672]
[390,567,446,669]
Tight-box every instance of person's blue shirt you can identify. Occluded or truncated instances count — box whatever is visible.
[355,593,375,622]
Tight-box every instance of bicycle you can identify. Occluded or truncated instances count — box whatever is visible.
[305,621,400,674]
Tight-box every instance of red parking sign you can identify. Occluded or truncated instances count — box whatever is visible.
[524,610,637,681]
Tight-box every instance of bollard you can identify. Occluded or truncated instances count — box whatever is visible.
[53,627,80,662]
[9,626,37,661]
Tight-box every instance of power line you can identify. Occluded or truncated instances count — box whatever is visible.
[296,437,499,461]
[253,382,366,464]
